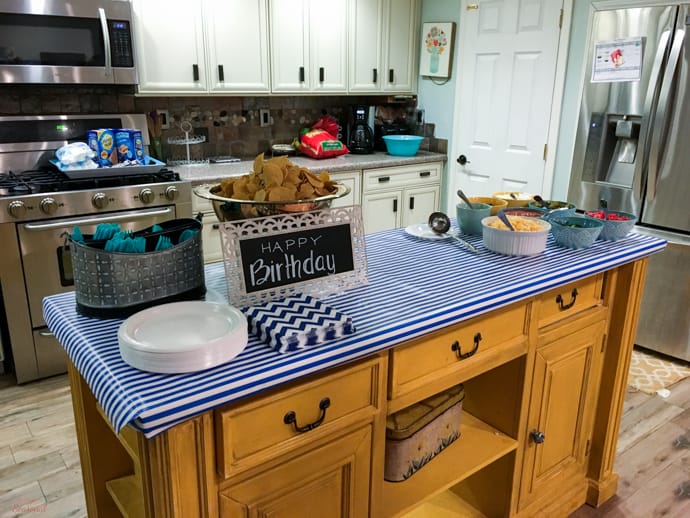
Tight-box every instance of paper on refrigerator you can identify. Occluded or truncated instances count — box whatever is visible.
[591,37,643,83]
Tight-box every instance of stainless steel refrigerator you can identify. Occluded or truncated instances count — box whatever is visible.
[568,5,690,361]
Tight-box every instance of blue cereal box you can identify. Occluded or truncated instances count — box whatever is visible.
[87,129,117,167]
[115,129,145,164]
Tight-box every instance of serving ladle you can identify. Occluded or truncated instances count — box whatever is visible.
[428,212,479,253]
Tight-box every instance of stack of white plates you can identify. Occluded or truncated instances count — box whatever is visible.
[118,301,248,374]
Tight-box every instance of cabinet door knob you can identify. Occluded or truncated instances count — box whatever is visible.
[389,68,394,83]
[373,68,378,83]
[218,64,224,82]
[283,397,331,433]
[409,196,415,210]
[393,199,398,212]
[530,429,546,444]
[451,332,482,360]
[556,288,579,310]
[299,66,305,82]
[192,64,199,81]
[319,67,325,82]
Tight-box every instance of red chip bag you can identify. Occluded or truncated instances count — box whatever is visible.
[310,115,340,139]
[300,129,349,159]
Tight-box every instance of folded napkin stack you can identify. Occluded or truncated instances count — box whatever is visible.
[243,294,356,353]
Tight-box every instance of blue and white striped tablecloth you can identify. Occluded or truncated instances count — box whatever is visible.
[43,227,665,438]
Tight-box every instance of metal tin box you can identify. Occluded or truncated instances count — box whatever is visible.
[70,218,206,318]
[384,384,464,482]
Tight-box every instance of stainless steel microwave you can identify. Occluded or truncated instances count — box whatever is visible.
[0,0,137,85]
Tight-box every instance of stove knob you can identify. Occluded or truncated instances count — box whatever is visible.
[164,185,179,201]
[40,197,58,215]
[139,188,154,204]
[92,192,109,209]
[8,200,26,218]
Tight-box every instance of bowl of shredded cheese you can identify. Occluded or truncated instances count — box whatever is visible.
[481,215,551,256]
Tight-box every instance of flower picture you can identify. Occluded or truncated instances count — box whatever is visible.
[420,22,455,78]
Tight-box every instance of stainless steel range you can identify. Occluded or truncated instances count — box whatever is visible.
[0,114,192,383]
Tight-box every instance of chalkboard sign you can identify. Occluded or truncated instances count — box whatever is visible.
[239,224,354,293]
[218,206,368,306]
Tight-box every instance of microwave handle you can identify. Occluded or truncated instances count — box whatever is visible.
[98,7,112,77]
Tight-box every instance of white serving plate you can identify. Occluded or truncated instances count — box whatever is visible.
[118,301,248,373]
[405,223,458,241]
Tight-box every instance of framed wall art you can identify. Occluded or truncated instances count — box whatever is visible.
[420,22,455,78]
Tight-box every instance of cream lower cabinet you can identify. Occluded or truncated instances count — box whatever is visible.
[362,162,442,234]
[330,170,362,209]
[192,189,223,263]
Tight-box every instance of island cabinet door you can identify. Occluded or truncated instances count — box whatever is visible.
[218,424,372,517]
[518,317,606,513]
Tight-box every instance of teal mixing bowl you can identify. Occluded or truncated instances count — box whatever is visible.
[382,135,424,156]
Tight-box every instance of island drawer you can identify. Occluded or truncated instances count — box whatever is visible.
[214,354,385,480]
[387,303,529,411]
[536,274,604,329]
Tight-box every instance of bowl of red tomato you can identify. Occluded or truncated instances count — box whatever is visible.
[585,209,637,241]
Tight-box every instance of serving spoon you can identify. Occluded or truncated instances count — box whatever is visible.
[428,212,479,253]
[456,188,475,209]
[496,209,516,231]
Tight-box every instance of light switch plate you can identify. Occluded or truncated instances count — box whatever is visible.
[259,109,272,127]
[157,109,170,130]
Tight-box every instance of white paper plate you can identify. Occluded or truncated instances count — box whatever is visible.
[118,301,248,373]
[404,223,457,241]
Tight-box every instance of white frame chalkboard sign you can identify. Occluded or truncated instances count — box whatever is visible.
[218,206,368,306]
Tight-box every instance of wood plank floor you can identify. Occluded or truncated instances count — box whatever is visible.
[0,372,688,517]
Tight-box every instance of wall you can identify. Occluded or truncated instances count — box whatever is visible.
[418,0,462,211]
[551,0,592,200]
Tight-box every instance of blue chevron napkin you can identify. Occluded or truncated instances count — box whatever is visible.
[242,294,356,353]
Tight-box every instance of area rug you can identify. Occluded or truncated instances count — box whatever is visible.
[627,347,690,395]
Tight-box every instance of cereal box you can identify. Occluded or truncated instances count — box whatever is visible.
[87,129,117,167]
[115,129,145,164]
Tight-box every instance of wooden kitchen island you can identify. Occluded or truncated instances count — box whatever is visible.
[44,226,665,517]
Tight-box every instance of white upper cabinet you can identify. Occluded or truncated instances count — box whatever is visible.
[206,0,270,93]
[133,0,208,94]
[133,0,270,95]
[349,0,419,94]
[269,0,347,93]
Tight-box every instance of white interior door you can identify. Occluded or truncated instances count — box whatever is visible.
[451,0,564,198]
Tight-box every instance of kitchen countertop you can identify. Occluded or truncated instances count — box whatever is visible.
[173,150,447,184]
[43,225,665,439]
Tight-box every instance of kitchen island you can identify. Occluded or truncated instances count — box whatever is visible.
[44,226,665,517]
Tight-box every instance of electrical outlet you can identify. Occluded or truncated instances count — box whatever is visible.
[157,109,170,129]
[259,109,272,127]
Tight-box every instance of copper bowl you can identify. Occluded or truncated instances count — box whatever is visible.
[193,183,351,221]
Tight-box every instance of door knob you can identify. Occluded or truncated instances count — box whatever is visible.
[457,154,471,166]
[530,429,546,444]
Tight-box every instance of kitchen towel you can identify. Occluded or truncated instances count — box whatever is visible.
[243,294,356,354]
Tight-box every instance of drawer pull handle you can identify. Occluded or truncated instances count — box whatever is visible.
[530,429,546,444]
[378,176,390,183]
[283,397,331,433]
[212,223,219,230]
[419,171,431,177]
[451,332,482,360]
[555,288,578,310]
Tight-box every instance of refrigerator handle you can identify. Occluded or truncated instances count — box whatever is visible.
[648,29,686,200]
[634,30,671,201]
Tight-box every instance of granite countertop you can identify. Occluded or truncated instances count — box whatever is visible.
[43,226,665,439]
[174,151,447,184]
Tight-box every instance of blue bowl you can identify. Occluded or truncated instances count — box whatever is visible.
[528,199,576,217]
[585,210,637,241]
[549,216,603,249]
[382,135,424,156]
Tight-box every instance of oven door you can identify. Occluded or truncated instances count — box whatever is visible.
[18,206,176,329]
[0,0,136,84]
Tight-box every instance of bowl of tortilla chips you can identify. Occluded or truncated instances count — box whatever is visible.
[193,153,350,221]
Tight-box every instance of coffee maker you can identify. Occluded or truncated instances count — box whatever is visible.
[348,105,374,154]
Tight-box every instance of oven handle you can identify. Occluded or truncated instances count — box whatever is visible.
[98,7,112,77]
[22,207,175,231]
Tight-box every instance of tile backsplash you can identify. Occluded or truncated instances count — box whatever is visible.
[0,85,446,160]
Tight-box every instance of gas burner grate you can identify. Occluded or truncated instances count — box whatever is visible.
[0,168,181,196]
